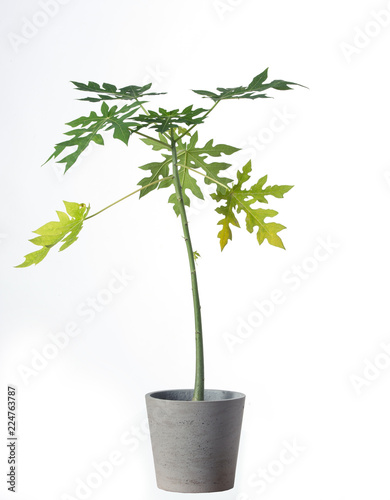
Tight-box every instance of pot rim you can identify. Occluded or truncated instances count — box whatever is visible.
[146,389,246,402]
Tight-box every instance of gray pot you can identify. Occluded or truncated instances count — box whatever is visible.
[145,389,245,493]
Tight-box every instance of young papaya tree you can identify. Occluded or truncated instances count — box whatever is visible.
[17,69,303,401]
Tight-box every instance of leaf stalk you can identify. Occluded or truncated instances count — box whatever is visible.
[131,129,172,149]
[180,163,229,191]
[85,176,173,220]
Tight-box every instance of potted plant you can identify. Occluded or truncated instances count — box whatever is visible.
[17,69,303,493]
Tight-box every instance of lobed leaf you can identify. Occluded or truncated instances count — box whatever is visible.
[193,68,305,102]
[137,132,240,214]
[44,102,141,173]
[176,131,239,193]
[137,157,172,197]
[16,202,90,268]
[132,106,207,134]
[71,81,166,102]
[211,160,292,250]
[166,167,204,215]
[141,133,171,151]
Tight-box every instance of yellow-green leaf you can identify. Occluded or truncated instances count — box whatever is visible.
[16,202,90,268]
[212,160,292,250]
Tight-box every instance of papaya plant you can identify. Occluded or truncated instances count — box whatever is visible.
[17,69,303,401]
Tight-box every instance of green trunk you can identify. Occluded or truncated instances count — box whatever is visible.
[171,133,204,401]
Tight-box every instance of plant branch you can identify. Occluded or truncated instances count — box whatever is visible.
[85,176,173,220]
[130,128,172,149]
[170,130,205,401]
[135,98,149,117]
[180,164,230,191]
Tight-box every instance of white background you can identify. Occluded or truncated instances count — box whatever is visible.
[1,0,390,499]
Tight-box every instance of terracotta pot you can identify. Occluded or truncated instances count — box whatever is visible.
[145,389,245,493]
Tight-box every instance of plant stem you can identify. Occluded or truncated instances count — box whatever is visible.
[170,130,204,401]
[85,176,173,220]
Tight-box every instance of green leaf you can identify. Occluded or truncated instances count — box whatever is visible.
[109,115,131,143]
[190,89,219,100]
[211,160,292,250]
[166,167,204,216]
[140,133,171,151]
[247,68,269,90]
[193,68,305,102]
[44,103,139,172]
[63,201,82,217]
[15,247,50,268]
[92,134,104,146]
[137,156,172,197]
[71,80,166,102]
[176,131,239,192]
[16,202,90,268]
[102,83,117,93]
[138,131,239,212]
[132,106,207,134]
